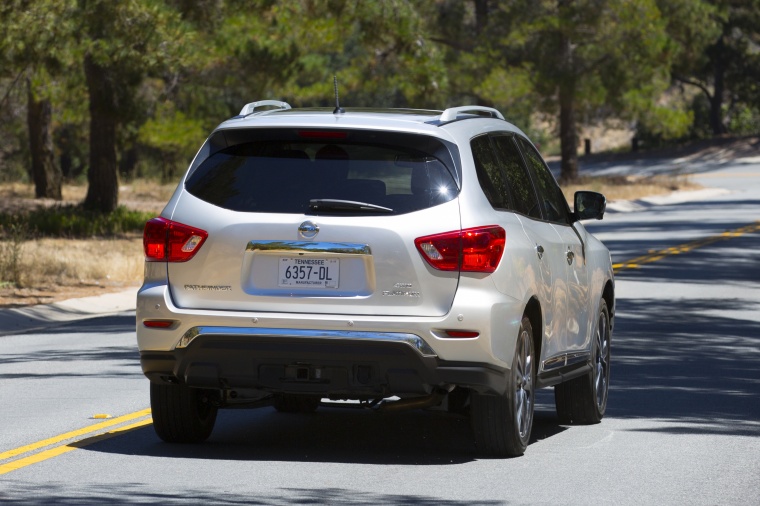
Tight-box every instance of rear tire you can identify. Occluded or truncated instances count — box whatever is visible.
[273,394,320,413]
[150,383,218,443]
[555,299,611,424]
[471,316,535,457]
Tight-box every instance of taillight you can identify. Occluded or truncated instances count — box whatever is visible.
[142,319,176,328]
[415,225,505,273]
[143,217,208,262]
[445,330,480,338]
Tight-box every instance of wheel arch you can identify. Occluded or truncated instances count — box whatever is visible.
[602,279,614,331]
[523,296,543,365]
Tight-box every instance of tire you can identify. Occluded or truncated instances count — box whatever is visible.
[150,383,218,443]
[272,394,321,413]
[471,316,535,457]
[555,299,611,424]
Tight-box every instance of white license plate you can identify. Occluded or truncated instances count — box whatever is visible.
[278,258,339,288]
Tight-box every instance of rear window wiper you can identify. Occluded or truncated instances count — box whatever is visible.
[308,199,394,214]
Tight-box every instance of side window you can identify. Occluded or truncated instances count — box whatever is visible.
[470,135,510,210]
[517,137,570,224]
[491,135,541,219]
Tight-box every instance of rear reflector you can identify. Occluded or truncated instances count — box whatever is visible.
[415,225,505,273]
[445,330,480,338]
[144,217,208,262]
[142,320,175,328]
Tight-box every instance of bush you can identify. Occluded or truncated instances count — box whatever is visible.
[0,205,153,238]
[0,217,27,287]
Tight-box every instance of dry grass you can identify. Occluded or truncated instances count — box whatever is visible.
[562,174,701,203]
[0,236,143,307]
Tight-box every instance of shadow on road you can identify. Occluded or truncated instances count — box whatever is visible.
[607,295,760,437]
[0,479,506,505]
[599,204,760,437]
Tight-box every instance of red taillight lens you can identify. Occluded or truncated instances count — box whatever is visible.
[143,217,208,262]
[415,226,505,273]
[461,226,505,272]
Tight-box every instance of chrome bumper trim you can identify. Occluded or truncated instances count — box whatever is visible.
[177,325,437,357]
[246,240,371,255]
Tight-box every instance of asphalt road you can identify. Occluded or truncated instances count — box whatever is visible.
[1,154,759,505]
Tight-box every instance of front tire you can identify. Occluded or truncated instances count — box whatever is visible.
[555,299,611,424]
[151,383,218,443]
[471,316,535,457]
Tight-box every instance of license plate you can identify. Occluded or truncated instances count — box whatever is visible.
[278,258,339,288]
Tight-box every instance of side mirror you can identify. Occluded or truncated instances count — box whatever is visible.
[574,191,606,221]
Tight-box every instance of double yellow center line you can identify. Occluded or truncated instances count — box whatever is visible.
[613,221,760,273]
[0,409,152,475]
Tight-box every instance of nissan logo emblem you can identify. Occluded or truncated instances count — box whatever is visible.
[298,221,319,238]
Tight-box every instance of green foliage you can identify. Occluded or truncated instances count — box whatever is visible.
[138,102,206,178]
[728,105,760,136]
[0,206,153,238]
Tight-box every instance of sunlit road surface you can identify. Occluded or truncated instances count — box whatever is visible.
[1,159,759,504]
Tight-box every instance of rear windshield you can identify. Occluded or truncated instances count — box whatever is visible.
[185,129,460,215]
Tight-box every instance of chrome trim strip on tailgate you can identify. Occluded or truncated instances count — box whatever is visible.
[246,241,371,255]
[177,326,436,357]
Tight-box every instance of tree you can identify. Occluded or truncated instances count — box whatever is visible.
[0,1,73,199]
[667,0,760,136]
[178,1,446,114]
[514,0,675,181]
[426,0,674,181]
[76,0,191,212]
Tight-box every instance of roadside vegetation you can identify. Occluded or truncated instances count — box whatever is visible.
[560,174,701,204]
[0,182,172,306]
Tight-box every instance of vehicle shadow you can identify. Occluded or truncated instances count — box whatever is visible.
[80,394,567,467]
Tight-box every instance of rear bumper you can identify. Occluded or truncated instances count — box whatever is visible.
[140,327,508,397]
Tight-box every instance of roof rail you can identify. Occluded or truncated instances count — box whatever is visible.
[439,106,505,123]
[239,100,292,116]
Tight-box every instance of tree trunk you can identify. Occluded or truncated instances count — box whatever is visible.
[83,54,119,213]
[557,14,578,183]
[118,146,138,179]
[474,0,489,36]
[559,82,579,183]
[709,36,727,136]
[27,79,62,200]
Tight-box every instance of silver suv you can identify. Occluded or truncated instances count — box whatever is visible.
[137,101,614,457]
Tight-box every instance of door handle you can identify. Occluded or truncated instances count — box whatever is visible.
[566,250,575,265]
[536,245,544,259]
